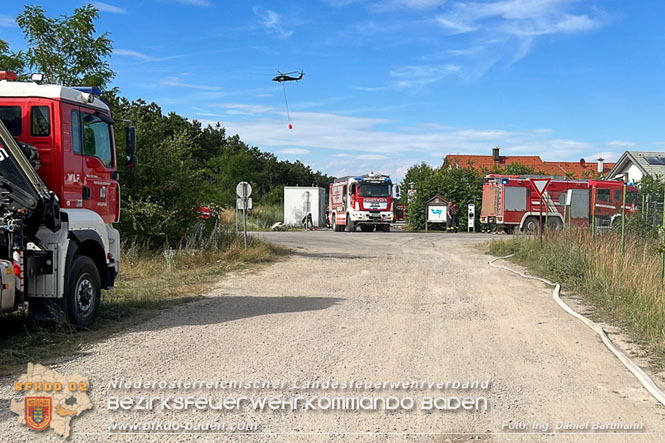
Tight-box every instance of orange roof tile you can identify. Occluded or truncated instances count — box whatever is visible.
[444,155,616,178]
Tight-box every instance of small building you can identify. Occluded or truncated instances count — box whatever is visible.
[607,151,665,183]
[283,186,326,227]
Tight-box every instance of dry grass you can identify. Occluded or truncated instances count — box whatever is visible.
[0,232,287,376]
[489,229,665,368]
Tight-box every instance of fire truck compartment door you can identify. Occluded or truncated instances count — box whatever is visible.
[504,187,526,211]
[570,189,590,218]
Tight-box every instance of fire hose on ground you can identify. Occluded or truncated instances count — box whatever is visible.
[489,254,665,407]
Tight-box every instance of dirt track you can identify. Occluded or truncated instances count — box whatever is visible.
[1,231,664,442]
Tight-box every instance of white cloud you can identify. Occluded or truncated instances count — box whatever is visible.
[430,0,603,73]
[216,103,275,114]
[161,76,220,90]
[390,64,461,88]
[371,0,447,12]
[607,140,636,147]
[357,154,389,160]
[253,7,293,39]
[114,49,158,61]
[199,105,602,162]
[436,0,601,37]
[279,148,310,155]
[174,0,213,6]
[0,15,16,27]
[589,152,619,162]
[92,2,127,14]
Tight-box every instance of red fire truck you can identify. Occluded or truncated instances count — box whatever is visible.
[328,172,394,232]
[0,71,136,325]
[480,175,638,233]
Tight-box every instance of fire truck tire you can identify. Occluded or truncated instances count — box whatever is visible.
[546,217,563,230]
[360,226,374,232]
[345,215,355,232]
[381,224,391,232]
[63,256,101,327]
[522,216,540,234]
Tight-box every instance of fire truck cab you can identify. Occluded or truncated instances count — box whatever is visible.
[480,175,637,233]
[0,71,135,325]
[328,172,394,232]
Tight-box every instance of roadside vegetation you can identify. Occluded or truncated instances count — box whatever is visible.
[488,227,665,368]
[0,222,287,375]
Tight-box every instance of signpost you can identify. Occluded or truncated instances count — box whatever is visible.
[530,178,551,241]
[468,204,475,232]
[236,181,252,249]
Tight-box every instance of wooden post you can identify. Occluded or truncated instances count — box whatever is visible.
[621,183,626,255]
[591,187,596,237]
[539,195,543,242]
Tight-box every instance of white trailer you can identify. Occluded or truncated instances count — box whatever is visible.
[283,187,326,227]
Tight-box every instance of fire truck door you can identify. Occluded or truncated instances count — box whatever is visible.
[567,189,589,223]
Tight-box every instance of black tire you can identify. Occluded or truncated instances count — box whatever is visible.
[382,224,390,232]
[345,214,355,232]
[546,217,563,230]
[360,225,374,232]
[522,217,540,234]
[64,256,101,327]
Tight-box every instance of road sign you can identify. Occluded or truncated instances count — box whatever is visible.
[236,181,252,198]
[237,197,253,210]
[468,204,475,232]
[530,178,551,197]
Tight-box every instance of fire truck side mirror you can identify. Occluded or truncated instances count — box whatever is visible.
[395,185,401,199]
[125,154,138,170]
[125,126,136,155]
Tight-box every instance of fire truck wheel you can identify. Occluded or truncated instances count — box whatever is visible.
[332,215,341,232]
[382,224,391,232]
[346,215,355,232]
[523,217,540,234]
[360,225,374,232]
[546,217,563,230]
[64,256,101,327]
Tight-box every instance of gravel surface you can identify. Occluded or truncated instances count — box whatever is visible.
[1,231,664,442]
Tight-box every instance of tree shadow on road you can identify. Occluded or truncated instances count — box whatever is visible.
[133,295,345,332]
[290,250,376,260]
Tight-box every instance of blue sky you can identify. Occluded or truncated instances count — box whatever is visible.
[2,0,665,181]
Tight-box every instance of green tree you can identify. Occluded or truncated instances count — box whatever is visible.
[403,164,483,230]
[0,40,25,73]
[16,5,114,88]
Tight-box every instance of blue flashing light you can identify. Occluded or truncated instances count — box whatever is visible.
[72,86,102,96]
[354,177,363,181]
[501,178,509,184]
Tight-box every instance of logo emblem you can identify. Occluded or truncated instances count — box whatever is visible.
[25,397,52,431]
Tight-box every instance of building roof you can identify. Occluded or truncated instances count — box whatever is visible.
[607,151,665,179]
[444,154,614,178]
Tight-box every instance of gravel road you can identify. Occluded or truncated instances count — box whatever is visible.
[1,231,664,442]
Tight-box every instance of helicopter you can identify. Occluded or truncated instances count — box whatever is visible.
[272,71,304,129]
[272,71,304,83]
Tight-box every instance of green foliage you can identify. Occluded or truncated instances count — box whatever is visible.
[105,94,331,247]
[402,163,483,230]
[16,5,114,88]
[0,40,25,73]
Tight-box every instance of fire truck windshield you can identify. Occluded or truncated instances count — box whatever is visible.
[358,184,391,197]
